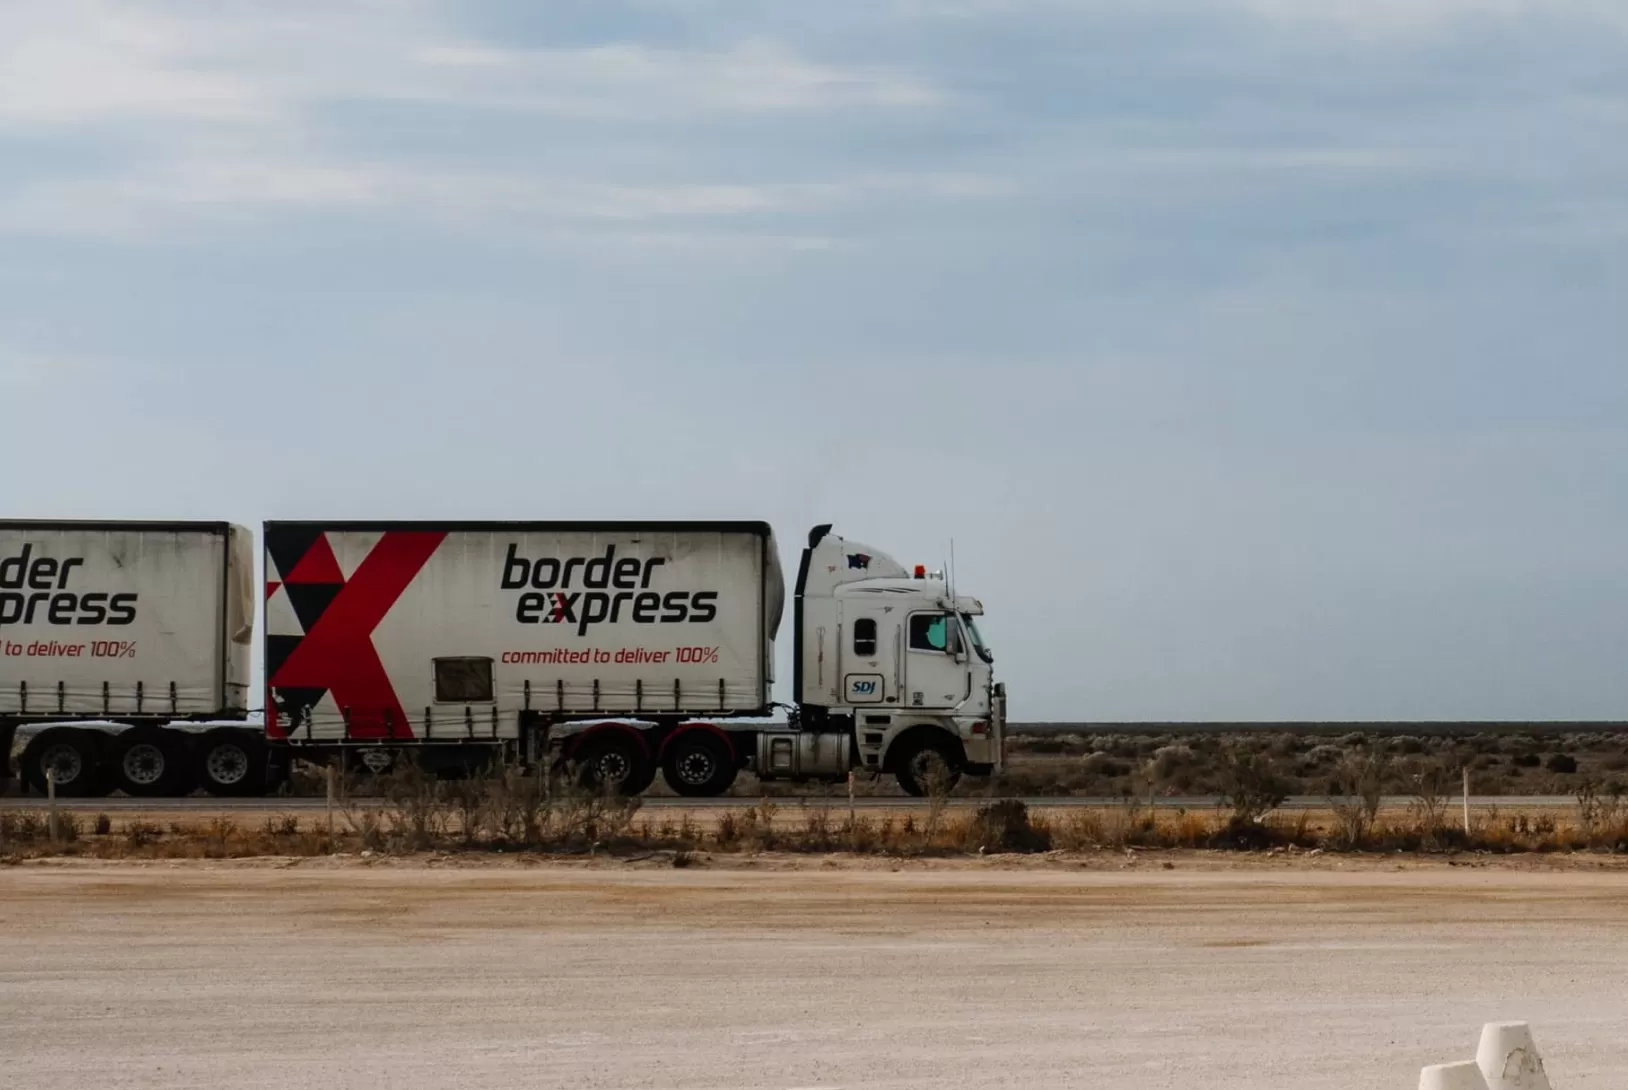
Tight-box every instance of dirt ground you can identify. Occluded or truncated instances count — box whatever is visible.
[3,856,1627,1089]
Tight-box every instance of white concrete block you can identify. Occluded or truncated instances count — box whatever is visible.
[1419,1060,1492,1090]
[1476,1022,1552,1090]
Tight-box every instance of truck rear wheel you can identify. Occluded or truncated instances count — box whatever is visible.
[195,730,266,797]
[110,728,192,797]
[20,729,108,798]
[661,732,737,798]
[573,732,651,797]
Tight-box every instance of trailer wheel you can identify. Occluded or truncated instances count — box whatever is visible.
[573,732,650,797]
[661,732,738,798]
[110,728,192,797]
[893,738,962,798]
[20,729,108,798]
[195,730,266,797]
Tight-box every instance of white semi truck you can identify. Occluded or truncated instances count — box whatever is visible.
[2,520,1005,797]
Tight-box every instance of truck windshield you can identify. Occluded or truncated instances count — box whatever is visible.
[960,614,993,663]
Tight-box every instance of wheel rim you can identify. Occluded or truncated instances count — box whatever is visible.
[40,743,84,787]
[910,750,950,785]
[675,748,717,787]
[122,743,167,787]
[206,744,249,786]
[593,750,631,786]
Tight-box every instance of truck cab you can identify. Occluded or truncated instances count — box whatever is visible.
[792,525,1005,794]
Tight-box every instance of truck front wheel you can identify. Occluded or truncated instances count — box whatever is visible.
[893,738,962,798]
[661,732,737,798]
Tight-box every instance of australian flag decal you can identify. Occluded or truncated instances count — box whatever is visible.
[847,553,872,570]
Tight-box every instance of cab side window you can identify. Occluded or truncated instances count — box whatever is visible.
[853,618,878,657]
[908,613,960,654]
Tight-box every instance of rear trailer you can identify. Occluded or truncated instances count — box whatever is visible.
[0,520,255,796]
[262,521,784,790]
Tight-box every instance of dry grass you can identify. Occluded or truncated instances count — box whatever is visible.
[10,773,1628,863]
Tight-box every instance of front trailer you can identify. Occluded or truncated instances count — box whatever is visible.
[261,520,801,794]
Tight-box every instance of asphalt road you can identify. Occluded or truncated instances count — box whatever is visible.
[0,793,1578,811]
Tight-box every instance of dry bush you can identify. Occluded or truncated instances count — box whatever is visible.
[1053,808,1105,850]
[918,760,956,852]
[126,820,163,849]
[967,799,1051,853]
[342,803,388,852]
[1576,781,1628,849]
[381,760,452,851]
[1327,753,1387,849]
[1216,754,1290,847]
[550,780,642,849]
[1404,758,1456,848]
[203,817,237,858]
[482,768,552,846]
[716,800,780,852]
[800,800,837,852]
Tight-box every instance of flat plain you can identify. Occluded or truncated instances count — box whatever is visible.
[3,856,1627,1089]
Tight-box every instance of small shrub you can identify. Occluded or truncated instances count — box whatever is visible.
[126,821,162,848]
[1327,753,1387,849]
[1150,745,1194,782]
[1081,752,1126,777]
[1546,754,1578,774]
[970,799,1051,853]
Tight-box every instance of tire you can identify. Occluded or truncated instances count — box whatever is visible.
[660,731,738,798]
[110,728,193,797]
[893,737,962,798]
[194,730,267,797]
[20,729,108,798]
[572,731,651,797]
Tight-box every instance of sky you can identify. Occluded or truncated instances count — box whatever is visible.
[3,0,1626,721]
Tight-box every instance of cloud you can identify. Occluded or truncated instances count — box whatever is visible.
[409,39,941,116]
[892,0,1628,34]
[0,346,86,387]
[0,3,939,130]
[0,1,958,241]
[0,2,271,127]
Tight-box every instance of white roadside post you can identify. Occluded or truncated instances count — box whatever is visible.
[1462,766,1472,836]
[1420,1060,1491,1090]
[326,762,337,841]
[1476,1022,1552,1090]
[46,767,59,842]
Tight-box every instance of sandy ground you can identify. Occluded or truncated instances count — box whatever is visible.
[3,857,1627,1089]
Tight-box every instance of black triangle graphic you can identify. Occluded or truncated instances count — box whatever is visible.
[271,687,328,734]
[265,634,304,685]
[266,526,328,583]
[285,583,344,633]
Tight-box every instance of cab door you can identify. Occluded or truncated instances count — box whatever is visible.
[839,601,901,707]
[903,611,968,710]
